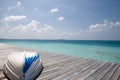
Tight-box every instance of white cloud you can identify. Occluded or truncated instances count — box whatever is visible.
[0,19,72,39]
[87,19,120,40]
[50,7,59,13]
[0,18,120,40]
[2,15,26,22]
[39,24,53,33]
[8,1,23,10]
[89,19,120,32]
[57,16,64,21]
[2,20,54,34]
[34,8,39,11]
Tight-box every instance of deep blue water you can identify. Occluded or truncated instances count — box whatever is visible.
[0,39,120,63]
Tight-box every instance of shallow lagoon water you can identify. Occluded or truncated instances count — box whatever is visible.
[0,39,120,63]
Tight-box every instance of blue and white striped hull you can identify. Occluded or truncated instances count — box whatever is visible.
[3,51,43,80]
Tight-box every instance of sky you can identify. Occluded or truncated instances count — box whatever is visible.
[0,0,120,40]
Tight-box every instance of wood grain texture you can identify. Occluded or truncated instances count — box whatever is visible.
[0,44,120,80]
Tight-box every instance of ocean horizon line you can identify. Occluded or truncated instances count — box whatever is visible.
[0,38,120,41]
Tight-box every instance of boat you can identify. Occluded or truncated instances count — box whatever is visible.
[3,51,43,80]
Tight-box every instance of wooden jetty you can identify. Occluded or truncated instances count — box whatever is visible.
[0,43,120,80]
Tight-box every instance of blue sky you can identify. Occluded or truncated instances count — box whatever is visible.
[0,0,120,40]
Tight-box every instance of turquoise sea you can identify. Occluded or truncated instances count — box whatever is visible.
[0,39,120,63]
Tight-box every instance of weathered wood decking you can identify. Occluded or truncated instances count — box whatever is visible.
[0,43,120,80]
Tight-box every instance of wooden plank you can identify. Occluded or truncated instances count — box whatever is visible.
[0,44,120,80]
[0,68,8,80]
[42,57,85,75]
[75,61,103,80]
[38,60,93,80]
[101,64,120,80]
[43,57,79,71]
[69,61,106,80]
[40,59,91,76]
[110,65,120,80]
[51,60,99,80]
[84,62,111,80]
[91,63,115,80]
